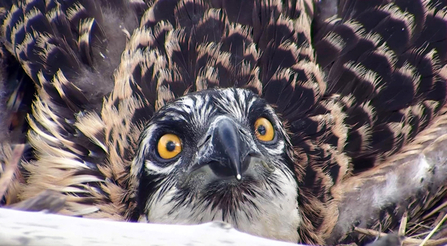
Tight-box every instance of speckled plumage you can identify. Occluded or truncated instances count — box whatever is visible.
[1,0,447,245]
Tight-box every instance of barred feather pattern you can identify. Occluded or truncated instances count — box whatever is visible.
[312,0,447,242]
[0,0,447,245]
[0,0,144,218]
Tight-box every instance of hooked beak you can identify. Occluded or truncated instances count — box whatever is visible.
[198,117,251,180]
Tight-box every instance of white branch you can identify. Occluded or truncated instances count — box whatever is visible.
[0,208,304,246]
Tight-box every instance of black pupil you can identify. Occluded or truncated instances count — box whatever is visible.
[166,141,176,152]
[257,125,266,135]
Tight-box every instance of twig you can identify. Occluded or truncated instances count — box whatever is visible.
[399,211,408,236]
[354,227,389,238]
[354,227,447,246]
[422,201,447,220]
[420,213,447,246]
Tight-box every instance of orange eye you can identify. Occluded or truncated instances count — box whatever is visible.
[157,134,182,159]
[254,117,275,142]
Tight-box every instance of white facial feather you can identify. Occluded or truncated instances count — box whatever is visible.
[145,166,300,242]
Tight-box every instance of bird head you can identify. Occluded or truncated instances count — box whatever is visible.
[132,88,301,241]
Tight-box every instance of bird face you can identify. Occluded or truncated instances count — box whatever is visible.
[132,88,301,242]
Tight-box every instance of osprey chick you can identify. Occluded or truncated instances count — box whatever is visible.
[1,0,447,245]
[134,88,300,241]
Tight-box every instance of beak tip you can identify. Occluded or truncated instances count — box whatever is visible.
[236,174,242,180]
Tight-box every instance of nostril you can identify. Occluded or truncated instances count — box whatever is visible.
[197,134,212,148]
